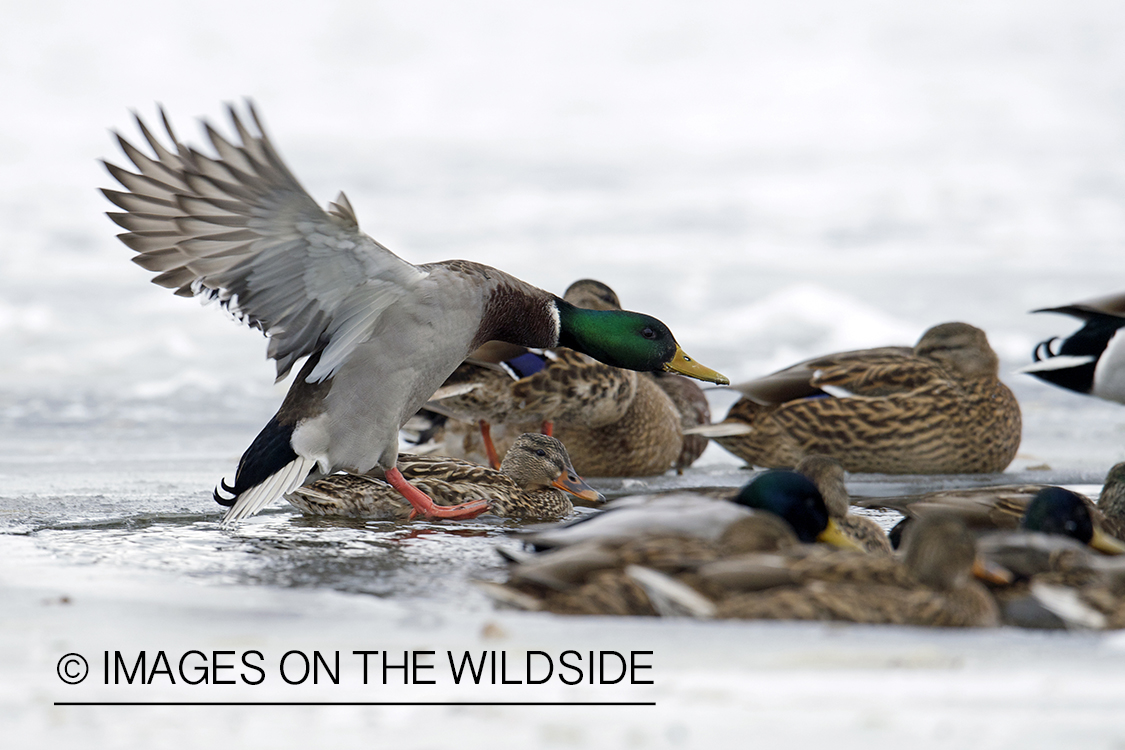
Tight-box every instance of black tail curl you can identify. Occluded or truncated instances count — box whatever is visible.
[210,415,298,508]
[213,478,238,507]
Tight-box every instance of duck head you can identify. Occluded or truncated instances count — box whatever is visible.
[901,514,979,590]
[732,470,861,550]
[914,322,999,380]
[1022,486,1125,554]
[563,279,622,312]
[554,299,728,385]
[500,433,603,504]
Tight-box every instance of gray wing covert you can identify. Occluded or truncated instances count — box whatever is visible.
[101,102,427,382]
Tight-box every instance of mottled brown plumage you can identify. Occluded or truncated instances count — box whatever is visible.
[712,515,1001,627]
[975,531,1125,628]
[431,279,708,476]
[287,434,599,521]
[435,347,638,430]
[707,322,1022,474]
[493,513,801,616]
[854,477,1123,549]
[1099,462,1125,540]
[563,281,712,471]
[653,372,712,472]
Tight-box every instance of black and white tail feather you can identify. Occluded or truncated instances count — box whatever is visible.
[103,102,426,523]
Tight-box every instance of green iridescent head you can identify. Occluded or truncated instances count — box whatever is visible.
[733,470,861,550]
[554,299,727,384]
[1023,487,1125,554]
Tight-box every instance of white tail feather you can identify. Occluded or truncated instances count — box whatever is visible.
[430,382,481,400]
[472,580,544,611]
[221,456,319,524]
[1029,582,1107,630]
[1018,355,1096,373]
[626,565,716,618]
[683,422,754,438]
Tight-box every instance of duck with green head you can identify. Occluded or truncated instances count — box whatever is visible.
[481,470,863,615]
[428,278,711,476]
[101,102,727,524]
[1019,487,1125,555]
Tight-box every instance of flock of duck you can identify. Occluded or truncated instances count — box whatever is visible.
[101,102,1125,629]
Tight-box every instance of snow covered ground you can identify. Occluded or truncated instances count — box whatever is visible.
[4,1,1125,747]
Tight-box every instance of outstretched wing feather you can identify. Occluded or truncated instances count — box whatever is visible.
[103,101,428,382]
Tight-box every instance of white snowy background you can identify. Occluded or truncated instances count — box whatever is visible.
[4,1,1125,747]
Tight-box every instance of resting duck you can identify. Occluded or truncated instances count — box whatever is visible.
[478,470,863,615]
[855,482,1125,555]
[970,488,1125,628]
[690,322,1021,474]
[485,493,995,625]
[516,469,861,552]
[701,514,1002,627]
[432,279,711,476]
[101,104,726,523]
[287,433,599,522]
[1020,291,1125,403]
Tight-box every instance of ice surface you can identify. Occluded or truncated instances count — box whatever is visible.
[5,0,1125,747]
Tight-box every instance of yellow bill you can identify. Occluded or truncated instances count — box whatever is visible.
[815,518,865,551]
[1090,527,1125,555]
[664,345,729,385]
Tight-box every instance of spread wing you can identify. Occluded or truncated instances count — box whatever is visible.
[101,102,427,382]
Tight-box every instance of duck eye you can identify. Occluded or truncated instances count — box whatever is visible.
[641,327,656,340]
[535,449,547,457]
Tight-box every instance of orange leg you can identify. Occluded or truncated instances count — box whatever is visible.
[479,419,502,469]
[385,466,489,520]
[541,420,553,437]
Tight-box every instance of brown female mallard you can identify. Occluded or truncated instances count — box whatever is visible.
[432,279,711,476]
[287,433,600,522]
[1098,462,1125,540]
[691,322,1021,474]
[101,104,725,524]
[702,514,1002,627]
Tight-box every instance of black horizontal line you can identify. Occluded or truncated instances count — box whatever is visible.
[54,701,656,707]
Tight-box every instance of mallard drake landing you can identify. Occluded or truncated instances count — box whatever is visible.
[1020,291,1125,403]
[691,322,1021,474]
[101,104,727,523]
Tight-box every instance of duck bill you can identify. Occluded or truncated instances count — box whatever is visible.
[664,345,729,385]
[1089,527,1125,555]
[971,555,1014,585]
[816,519,865,551]
[553,473,604,505]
